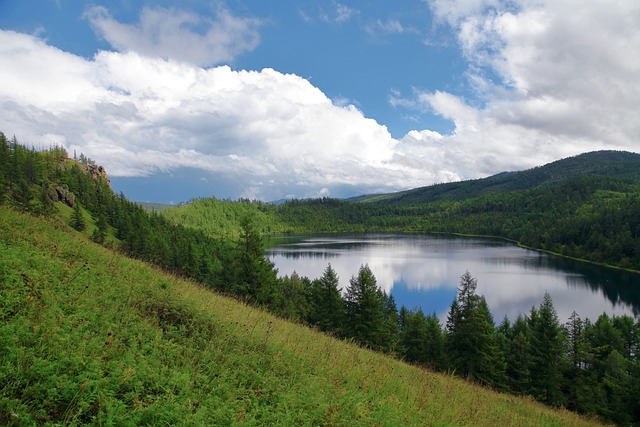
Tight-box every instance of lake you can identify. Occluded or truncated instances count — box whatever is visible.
[265,233,640,323]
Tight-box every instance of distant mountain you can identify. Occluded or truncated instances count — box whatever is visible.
[355,150,640,205]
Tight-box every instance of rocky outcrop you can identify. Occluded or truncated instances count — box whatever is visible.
[48,184,76,208]
[86,164,111,187]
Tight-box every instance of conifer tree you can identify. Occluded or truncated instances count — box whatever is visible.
[528,292,565,405]
[308,264,345,335]
[232,215,279,306]
[399,308,428,364]
[70,203,86,231]
[91,211,109,243]
[424,313,445,370]
[506,314,531,394]
[344,264,385,350]
[381,293,400,354]
[445,271,500,386]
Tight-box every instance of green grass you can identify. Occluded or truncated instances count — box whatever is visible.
[0,205,604,426]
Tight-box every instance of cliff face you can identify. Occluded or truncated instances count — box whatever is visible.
[48,184,76,208]
[46,159,112,208]
[86,163,111,187]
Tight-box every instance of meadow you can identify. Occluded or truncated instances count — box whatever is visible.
[0,205,603,426]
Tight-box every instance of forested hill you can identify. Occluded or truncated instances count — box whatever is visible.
[355,150,640,205]
[159,149,640,270]
[2,132,638,424]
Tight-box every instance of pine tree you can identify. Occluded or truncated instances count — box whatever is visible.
[602,350,635,425]
[445,271,500,386]
[399,308,428,364]
[308,264,345,335]
[344,264,385,350]
[505,314,530,394]
[380,293,400,354]
[0,132,10,201]
[232,215,279,307]
[424,313,445,370]
[277,272,311,321]
[528,292,565,405]
[91,211,109,243]
[70,203,86,231]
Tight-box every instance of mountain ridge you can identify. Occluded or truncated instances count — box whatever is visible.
[352,150,640,205]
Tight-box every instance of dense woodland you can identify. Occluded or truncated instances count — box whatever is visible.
[164,151,640,271]
[1,132,639,424]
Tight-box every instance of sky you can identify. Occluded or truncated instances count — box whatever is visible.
[1,0,638,203]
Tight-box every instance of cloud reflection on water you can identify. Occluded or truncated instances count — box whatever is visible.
[266,234,638,323]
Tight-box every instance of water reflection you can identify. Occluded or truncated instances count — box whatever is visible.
[265,234,640,323]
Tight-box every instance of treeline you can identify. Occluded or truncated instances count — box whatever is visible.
[161,180,640,271]
[276,265,640,425]
[3,133,639,424]
[416,178,640,270]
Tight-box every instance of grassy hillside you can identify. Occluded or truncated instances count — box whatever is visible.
[0,205,602,426]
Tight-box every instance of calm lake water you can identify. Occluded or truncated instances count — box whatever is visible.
[265,234,640,323]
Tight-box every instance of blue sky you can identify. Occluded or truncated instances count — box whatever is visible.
[1,0,638,203]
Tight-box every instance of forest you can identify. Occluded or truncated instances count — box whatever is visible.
[163,150,640,271]
[1,132,639,424]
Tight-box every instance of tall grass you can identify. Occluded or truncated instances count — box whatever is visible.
[0,206,603,426]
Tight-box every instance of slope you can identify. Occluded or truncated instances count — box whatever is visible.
[0,205,601,426]
[356,150,640,205]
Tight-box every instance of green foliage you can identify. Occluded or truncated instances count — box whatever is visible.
[1,206,601,427]
[307,264,346,334]
[445,272,502,387]
[399,308,445,369]
[2,132,638,425]
[70,203,86,231]
[344,264,387,351]
[223,215,280,306]
[528,293,566,405]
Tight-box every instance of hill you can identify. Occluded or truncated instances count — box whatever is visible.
[355,150,640,205]
[158,150,640,270]
[2,133,638,424]
[0,206,601,426]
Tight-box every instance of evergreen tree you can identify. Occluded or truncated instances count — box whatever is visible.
[601,350,635,425]
[91,211,109,244]
[308,264,345,335]
[399,308,428,364]
[380,293,400,354]
[445,271,500,386]
[70,203,86,231]
[0,132,10,201]
[344,264,385,350]
[612,315,639,361]
[424,312,445,370]
[277,272,311,321]
[528,293,565,405]
[564,312,602,415]
[506,315,530,394]
[229,215,279,307]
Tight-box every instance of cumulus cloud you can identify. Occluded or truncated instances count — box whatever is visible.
[84,5,261,67]
[0,30,422,199]
[392,0,640,178]
[1,0,638,201]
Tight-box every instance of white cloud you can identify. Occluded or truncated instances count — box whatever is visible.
[335,4,358,23]
[365,19,418,38]
[307,2,359,24]
[0,30,431,200]
[2,0,638,201]
[393,0,640,178]
[84,6,261,67]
